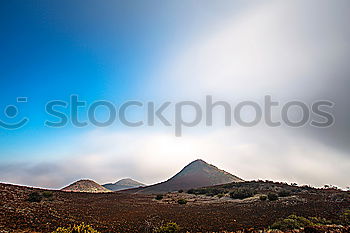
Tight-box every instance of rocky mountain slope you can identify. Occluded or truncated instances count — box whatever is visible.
[127,159,243,193]
[103,178,144,191]
[61,179,111,193]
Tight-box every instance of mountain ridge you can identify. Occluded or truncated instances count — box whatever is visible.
[123,159,243,194]
[103,178,144,191]
[61,179,111,193]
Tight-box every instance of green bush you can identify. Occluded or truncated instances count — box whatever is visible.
[177,199,187,205]
[278,190,291,197]
[340,209,350,225]
[42,191,54,198]
[308,216,332,225]
[187,189,194,194]
[229,188,256,199]
[207,188,223,196]
[28,191,42,202]
[267,193,278,201]
[271,215,313,231]
[259,195,267,201]
[155,194,164,200]
[52,223,99,233]
[154,222,180,233]
[186,188,223,196]
[178,189,183,193]
[217,193,225,198]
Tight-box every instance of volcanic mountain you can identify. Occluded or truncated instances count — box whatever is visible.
[61,179,111,193]
[103,178,144,191]
[127,159,243,194]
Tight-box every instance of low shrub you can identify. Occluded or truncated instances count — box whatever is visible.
[222,183,235,189]
[154,222,180,233]
[177,199,187,205]
[278,190,291,197]
[230,188,256,199]
[259,195,267,201]
[28,191,42,202]
[271,215,314,231]
[308,216,332,225]
[155,194,163,200]
[217,193,225,198]
[267,193,278,201]
[340,209,350,225]
[187,188,223,196]
[178,189,183,193]
[52,223,99,233]
[42,191,54,199]
[329,193,349,202]
[208,188,223,196]
[187,189,195,194]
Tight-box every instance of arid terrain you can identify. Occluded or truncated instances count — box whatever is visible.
[0,181,349,233]
[61,180,111,193]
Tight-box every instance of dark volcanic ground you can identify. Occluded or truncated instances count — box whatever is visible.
[0,182,349,232]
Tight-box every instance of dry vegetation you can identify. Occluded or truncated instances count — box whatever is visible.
[0,181,349,232]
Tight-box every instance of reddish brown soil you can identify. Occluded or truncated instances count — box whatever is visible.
[0,183,349,232]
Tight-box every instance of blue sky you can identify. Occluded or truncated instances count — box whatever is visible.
[0,1,179,154]
[1,0,350,189]
[0,0,246,158]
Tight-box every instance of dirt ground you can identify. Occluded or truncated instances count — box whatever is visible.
[0,183,349,232]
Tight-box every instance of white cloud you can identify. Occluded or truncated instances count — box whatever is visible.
[1,127,349,189]
[154,0,350,99]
